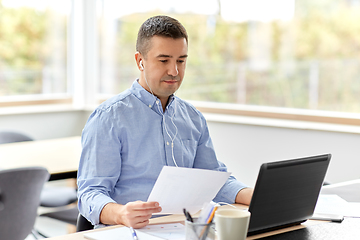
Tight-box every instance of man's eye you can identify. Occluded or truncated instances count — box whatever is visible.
[160,60,168,63]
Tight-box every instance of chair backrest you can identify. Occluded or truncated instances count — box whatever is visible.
[76,213,94,232]
[0,167,49,240]
[0,131,34,144]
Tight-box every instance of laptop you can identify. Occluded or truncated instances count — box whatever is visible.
[247,154,331,236]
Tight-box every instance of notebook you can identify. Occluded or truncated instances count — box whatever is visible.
[247,154,331,236]
[84,223,185,240]
[83,226,164,240]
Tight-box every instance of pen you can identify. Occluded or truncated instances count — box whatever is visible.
[183,208,194,222]
[199,206,218,240]
[206,206,218,223]
[129,227,138,240]
[310,213,344,223]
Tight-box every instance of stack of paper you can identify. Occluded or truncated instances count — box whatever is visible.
[84,223,186,240]
[314,194,360,218]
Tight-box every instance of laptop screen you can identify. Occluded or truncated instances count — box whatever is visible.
[248,154,331,235]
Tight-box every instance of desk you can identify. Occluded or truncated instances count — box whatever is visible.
[43,204,360,240]
[44,217,360,240]
[262,218,360,239]
[0,136,81,180]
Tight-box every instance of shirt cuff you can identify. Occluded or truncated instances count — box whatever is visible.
[213,176,248,204]
[79,193,116,225]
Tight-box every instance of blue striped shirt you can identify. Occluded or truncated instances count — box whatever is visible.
[77,80,247,225]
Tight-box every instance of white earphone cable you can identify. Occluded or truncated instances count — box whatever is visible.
[142,62,178,167]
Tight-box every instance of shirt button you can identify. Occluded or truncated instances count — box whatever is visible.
[149,105,152,108]
[167,142,169,145]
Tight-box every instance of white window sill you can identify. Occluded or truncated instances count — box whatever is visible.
[0,104,82,116]
[1,102,360,135]
[203,113,360,134]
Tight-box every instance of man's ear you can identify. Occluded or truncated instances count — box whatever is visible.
[135,52,143,71]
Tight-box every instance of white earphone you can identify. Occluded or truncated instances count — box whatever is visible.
[140,59,179,167]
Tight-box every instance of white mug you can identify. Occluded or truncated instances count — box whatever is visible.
[215,208,251,240]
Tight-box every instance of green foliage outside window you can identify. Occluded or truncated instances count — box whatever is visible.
[1,0,360,113]
[103,4,360,112]
[0,0,67,96]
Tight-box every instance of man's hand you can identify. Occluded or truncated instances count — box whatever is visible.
[100,201,162,228]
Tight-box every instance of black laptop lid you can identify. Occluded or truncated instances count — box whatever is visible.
[248,154,331,235]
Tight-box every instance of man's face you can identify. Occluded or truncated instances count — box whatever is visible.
[137,36,188,103]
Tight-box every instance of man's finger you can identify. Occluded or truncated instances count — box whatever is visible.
[132,207,162,217]
[131,201,160,210]
[132,219,150,229]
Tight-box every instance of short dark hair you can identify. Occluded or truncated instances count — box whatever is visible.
[136,15,188,57]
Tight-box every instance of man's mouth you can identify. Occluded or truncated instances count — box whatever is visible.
[161,75,180,82]
[163,80,178,83]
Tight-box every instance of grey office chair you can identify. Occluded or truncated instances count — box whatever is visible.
[0,167,49,240]
[0,131,78,231]
[0,131,78,205]
[0,131,33,144]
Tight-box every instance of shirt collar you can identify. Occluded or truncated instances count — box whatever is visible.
[131,79,176,113]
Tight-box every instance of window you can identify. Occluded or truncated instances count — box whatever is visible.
[97,0,360,114]
[0,0,71,100]
[1,0,359,125]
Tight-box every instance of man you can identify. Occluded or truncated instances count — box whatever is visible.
[77,15,253,229]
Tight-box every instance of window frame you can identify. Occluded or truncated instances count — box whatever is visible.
[191,101,360,126]
[1,0,359,130]
[0,94,72,108]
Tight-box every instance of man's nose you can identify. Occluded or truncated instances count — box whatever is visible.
[168,63,179,77]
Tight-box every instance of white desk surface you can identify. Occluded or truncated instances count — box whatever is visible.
[0,136,81,175]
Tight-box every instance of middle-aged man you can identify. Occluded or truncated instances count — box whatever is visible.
[77,15,253,229]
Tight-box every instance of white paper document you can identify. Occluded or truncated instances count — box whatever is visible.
[84,224,186,240]
[84,226,164,240]
[314,194,360,218]
[147,166,231,214]
[141,223,185,240]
